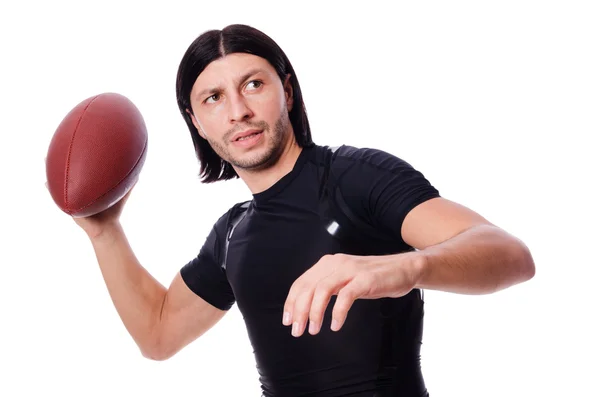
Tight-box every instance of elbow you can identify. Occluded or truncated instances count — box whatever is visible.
[140,338,174,362]
[142,349,171,362]
[515,240,536,283]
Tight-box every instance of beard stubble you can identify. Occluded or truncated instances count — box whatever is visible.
[207,106,290,172]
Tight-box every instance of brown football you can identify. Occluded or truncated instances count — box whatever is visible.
[45,92,148,217]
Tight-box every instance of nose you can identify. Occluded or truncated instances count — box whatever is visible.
[228,93,254,123]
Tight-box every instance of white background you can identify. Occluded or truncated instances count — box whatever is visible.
[1,1,598,396]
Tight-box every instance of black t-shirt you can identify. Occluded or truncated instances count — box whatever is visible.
[181,144,440,397]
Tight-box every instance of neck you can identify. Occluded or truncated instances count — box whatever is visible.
[235,137,303,195]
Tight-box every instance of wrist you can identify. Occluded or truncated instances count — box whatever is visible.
[410,250,430,290]
[88,221,122,242]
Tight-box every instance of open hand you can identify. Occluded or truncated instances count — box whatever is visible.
[282,252,425,337]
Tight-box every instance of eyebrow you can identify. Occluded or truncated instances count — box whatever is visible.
[196,68,267,100]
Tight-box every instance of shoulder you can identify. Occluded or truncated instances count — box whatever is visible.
[195,199,252,263]
[324,143,439,205]
[211,200,252,237]
[323,144,416,176]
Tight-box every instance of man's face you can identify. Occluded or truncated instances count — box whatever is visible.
[189,53,294,171]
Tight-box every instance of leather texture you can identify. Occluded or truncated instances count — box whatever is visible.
[46,92,147,217]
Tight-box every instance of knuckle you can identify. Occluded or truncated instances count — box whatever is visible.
[314,280,333,297]
[290,280,308,295]
[340,282,361,303]
[333,253,347,260]
[312,295,330,314]
[341,289,355,303]
[309,307,324,322]
[332,304,348,321]
[293,293,311,313]
[319,254,333,266]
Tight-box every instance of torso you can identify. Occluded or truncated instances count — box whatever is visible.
[224,145,428,397]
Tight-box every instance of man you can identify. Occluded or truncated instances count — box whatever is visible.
[75,24,535,396]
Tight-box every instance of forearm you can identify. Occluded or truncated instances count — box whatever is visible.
[89,222,167,354]
[414,224,535,295]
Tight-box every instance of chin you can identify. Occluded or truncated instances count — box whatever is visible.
[232,143,282,170]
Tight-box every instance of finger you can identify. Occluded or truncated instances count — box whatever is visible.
[308,276,345,335]
[282,279,304,326]
[290,288,315,337]
[331,276,370,332]
[282,255,334,326]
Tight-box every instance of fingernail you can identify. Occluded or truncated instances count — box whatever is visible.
[292,322,300,337]
[331,319,340,332]
[309,321,319,335]
[282,312,291,326]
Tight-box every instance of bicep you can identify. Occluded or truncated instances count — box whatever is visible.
[401,197,493,250]
[153,272,228,360]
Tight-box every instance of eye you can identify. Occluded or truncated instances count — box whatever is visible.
[246,80,263,90]
[204,93,220,104]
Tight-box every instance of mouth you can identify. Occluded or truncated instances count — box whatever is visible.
[232,129,263,142]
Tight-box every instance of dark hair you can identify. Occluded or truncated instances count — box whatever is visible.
[175,24,314,183]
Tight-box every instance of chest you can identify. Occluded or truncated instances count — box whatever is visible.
[224,203,346,312]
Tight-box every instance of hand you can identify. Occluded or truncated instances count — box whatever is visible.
[282,252,425,337]
[73,185,135,238]
[45,180,137,239]
[72,186,136,238]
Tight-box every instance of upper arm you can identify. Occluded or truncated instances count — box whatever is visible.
[333,146,441,247]
[401,197,493,250]
[150,211,236,360]
[151,271,228,360]
[333,146,496,251]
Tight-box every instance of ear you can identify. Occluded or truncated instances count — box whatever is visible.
[186,109,206,139]
[283,73,294,112]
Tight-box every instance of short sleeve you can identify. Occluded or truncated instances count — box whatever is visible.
[331,145,440,245]
[180,211,236,311]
